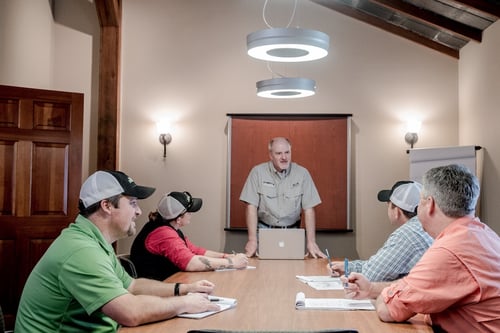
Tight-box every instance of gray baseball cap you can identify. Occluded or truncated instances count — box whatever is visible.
[79,170,155,208]
[377,180,422,213]
[157,191,203,220]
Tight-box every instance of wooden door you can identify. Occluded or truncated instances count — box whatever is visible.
[0,85,83,329]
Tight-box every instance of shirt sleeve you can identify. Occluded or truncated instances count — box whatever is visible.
[299,168,321,209]
[381,246,479,321]
[184,237,207,256]
[59,247,131,315]
[145,227,205,270]
[359,230,419,281]
[239,166,260,206]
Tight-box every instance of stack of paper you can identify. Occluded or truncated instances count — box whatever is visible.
[178,296,237,319]
[296,275,344,290]
[295,292,375,311]
[215,265,257,272]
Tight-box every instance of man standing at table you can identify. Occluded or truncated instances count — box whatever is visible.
[342,164,500,333]
[240,137,326,259]
[15,170,219,332]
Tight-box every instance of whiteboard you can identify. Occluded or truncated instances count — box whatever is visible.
[408,146,477,182]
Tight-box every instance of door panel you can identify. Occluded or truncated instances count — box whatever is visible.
[0,141,15,214]
[32,143,69,215]
[0,85,83,329]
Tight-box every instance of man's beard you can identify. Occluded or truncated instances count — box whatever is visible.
[127,223,136,237]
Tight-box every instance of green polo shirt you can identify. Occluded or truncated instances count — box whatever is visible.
[15,215,133,333]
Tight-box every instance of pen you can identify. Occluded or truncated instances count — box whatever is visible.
[343,258,349,288]
[325,249,332,268]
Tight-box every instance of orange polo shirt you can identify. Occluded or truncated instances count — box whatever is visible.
[381,216,500,333]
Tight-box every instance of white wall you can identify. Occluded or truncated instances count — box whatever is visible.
[0,0,94,181]
[0,0,54,87]
[459,21,500,233]
[118,0,458,257]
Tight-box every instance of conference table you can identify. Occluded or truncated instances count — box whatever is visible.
[119,258,432,333]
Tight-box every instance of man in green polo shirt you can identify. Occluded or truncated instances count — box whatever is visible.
[15,170,219,332]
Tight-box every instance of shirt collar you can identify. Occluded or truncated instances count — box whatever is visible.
[268,161,290,177]
[72,214,115,255]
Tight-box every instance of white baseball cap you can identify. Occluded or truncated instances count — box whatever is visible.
[157,191,203,220]
[377,180,422,213]
[79,170,155,208]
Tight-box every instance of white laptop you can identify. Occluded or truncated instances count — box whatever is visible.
[258,228,306,260]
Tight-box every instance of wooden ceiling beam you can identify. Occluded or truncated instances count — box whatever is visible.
[310,0,459,59]
[453,0,500,18]
[95,0,121,27]
[372,0,482,42]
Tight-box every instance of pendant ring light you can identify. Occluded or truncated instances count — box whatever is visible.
[247,27,329,62]
[249,0,329,98]
[256,77,316,99]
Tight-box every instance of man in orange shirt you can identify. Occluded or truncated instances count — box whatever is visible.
[343,164,500,333]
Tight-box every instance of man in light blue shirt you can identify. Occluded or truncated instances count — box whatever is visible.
[328,181,433,282]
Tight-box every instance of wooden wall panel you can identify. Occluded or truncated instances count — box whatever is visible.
[227,114,351,231]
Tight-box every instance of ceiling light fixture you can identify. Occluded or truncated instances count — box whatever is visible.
[249,0,327,99]
[247,27,329,62]
[256,77,316,99]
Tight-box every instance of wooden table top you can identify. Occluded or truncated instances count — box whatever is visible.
[119,258,432,333]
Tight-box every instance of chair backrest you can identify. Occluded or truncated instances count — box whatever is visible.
[0,304,5,333]
[117,254,138,278]
[187,328,358,333]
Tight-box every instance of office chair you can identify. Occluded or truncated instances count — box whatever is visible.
[187,328,358,333]
[117,254,138,278]
[0,304,4,333]
[0,304,14,333]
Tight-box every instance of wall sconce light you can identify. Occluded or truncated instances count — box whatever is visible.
[405,120,421,149]
[156,120,172,158]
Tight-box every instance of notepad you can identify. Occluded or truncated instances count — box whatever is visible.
[215,265,257,272]
[178,296,237,319]
[295,292,375,311]
[296,275,344,290]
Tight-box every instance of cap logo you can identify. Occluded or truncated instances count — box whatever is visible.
[183,192,193,210]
